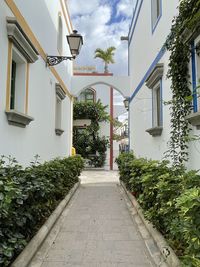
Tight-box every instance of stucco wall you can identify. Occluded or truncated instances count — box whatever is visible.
[129,0,200,170]
[0,0,73,165]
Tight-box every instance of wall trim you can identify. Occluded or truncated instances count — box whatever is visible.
[60,0,73,33]
[7,17,39,63]
[5,0,72,99]
[25,63,30,114]
[151,0,162,34]
[6,41,12,111]
[191,41,198,112]
[130,46,166,102]
[145,63,164,88]
[64,0,73,31]
[128,0,139,38]
[128,0,143,46]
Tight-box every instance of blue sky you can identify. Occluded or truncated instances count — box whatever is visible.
[68,0,136,120]
[68,0,136,76]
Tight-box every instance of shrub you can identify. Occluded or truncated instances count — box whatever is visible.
[115,154,200,266]
[115,152,135,190]
[0,155,84,266]
[73,100,110,167]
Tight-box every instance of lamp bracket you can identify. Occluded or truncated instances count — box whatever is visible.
[46,55,75,66]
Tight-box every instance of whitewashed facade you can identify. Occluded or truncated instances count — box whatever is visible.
[0,0,74,165]
[128,0,200,170]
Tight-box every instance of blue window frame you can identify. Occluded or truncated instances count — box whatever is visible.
[190,36,200,113]
[151,0,162,34]
[191,41,198,112]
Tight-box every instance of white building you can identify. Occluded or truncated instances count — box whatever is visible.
[73,68,127,170]
[128,0,200,170]
[0,0,75,165]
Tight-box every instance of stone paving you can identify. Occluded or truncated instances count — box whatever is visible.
[30,171,155,267]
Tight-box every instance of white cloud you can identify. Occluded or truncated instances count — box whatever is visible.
[117,0,135,18]
[68,0,99,16]
[68,0,136,88]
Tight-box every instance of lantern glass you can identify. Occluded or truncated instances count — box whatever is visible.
[123,98,129,110]
[67,30,83,57]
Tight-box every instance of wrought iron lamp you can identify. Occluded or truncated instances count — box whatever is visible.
[123,98,129,111]
[46,30,83,66]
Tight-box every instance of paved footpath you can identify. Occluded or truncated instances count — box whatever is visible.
[30,171,155,267]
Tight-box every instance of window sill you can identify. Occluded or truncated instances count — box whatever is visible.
[73,119,91,127]
[5,110,34,128]
[186,112,200,129]
[181,21,200,43]
[146,126,163,137]
[55,128,64,136]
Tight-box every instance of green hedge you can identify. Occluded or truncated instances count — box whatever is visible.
[0,155,84,267]
[116,152,200,267]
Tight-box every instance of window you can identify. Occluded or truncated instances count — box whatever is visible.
[10,60,16,110]
[56,96,62,129]
[152,82,162,127]
[151,0,162,32]
[145,63,163,136]
[6,17,38,127]
[78,88,96,103]
[10,47,27,112]
[195,36,200,111]
[55,83,66,135]
[185,38,200,128]
[57,15,63,55]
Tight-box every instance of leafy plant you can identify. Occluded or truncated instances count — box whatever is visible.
[73,100,110,167]
[165,0,200,166]
[0,155,84,266]
[116,154,200,266]
[94,46,116,73]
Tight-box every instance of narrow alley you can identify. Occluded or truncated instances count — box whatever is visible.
[30,171,155,267]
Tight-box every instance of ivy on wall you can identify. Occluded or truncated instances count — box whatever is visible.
[165,0,200,166]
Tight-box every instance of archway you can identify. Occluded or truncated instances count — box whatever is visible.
[71,75,130,98]
[72,75,129,170]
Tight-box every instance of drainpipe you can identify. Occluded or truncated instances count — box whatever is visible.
[110,87,113,170]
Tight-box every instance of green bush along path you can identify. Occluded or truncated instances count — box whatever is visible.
[0,155,84,267]
[116,152,200,267]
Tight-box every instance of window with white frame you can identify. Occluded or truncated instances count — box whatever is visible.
[10,47,27,112]
[145,63,163,136]
[55,83,66,135]
[151,0,161,31]
[57,15,63,54]
[152,82,162,127]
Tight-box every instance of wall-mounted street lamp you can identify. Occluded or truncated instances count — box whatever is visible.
[123,98,129,111]
[46,30,83,66]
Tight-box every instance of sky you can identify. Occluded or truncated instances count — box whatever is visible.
[68,0,136,75]
[68,0,136,121]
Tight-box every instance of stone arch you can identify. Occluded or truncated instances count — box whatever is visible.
[71,76,130,98]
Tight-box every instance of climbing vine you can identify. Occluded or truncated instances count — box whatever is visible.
[165,0,200,166]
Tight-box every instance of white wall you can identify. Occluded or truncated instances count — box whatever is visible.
[128,0,176,160]
[128,0,200,170]
[0,0,73,165]
[93,84,111,169]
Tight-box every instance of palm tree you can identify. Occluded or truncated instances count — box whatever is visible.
[94,46,116,73]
